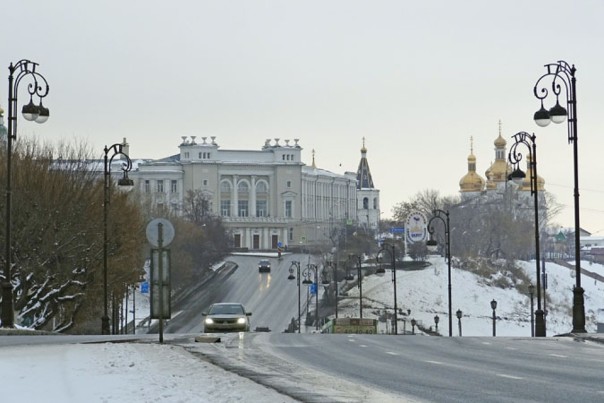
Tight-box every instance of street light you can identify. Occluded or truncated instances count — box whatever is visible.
[456,309,463,337]
[528,284,535,337]
[533,60,586,333]
[302,263,320,331]
[102,143,133,335]
[348,254,363,318]
[376,243,398,334]
[287,261,302,333]
[411,318,417,335]
[491,299,497,337]
[434,315,440,333]
[508,131,546,337]
[2,60,49,329]
[427,209,452,337]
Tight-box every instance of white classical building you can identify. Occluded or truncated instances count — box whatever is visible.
[133,136,380,250]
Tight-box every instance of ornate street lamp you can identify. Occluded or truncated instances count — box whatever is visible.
[302,263,320,331]
[376,243,397,334]
[533,60,585,333]
[490,299,497,337]
[2,60,49,328]
[287,261,302,333]
[102,143,133,335]
[508,131,545,337]
[434,315,440,333]
[427,209,452,337]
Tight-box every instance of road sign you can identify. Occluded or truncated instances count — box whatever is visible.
[406,212,428,243]
[310,283,317,295]
[390,227,404,234]
[140,282,149,294]
[146,218,175,247]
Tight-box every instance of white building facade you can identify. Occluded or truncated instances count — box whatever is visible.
[133,137,373,250]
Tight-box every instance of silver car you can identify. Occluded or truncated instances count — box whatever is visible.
[202,303,251,333]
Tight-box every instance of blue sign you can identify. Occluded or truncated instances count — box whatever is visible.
[140,282,149,294]
[309,283,317,295]
[390,227,404,234]
[277,241,283,248]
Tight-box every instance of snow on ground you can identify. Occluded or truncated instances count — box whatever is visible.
[2,254,603,403]
[0,341,297,403]
[337,256,604,337]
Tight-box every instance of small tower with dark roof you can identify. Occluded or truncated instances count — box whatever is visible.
[356,138,380,230]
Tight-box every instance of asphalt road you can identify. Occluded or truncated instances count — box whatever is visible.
[163,254,314,334]
[188,331,604,402]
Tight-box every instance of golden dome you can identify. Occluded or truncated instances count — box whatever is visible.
[459,171,485,192]
[459,137,485,193]
[494,133,506,148]
[520,156,546,191]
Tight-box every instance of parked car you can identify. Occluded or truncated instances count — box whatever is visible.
[258,259,271,273]
[202,303,251,333]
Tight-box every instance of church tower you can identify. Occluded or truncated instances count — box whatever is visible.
[459,136,486,199]
[356,138,380,230]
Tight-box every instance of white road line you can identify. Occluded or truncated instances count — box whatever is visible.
[359,344,368,348]
[425,360,444,365]
[385,351,398,355]
[497,374,523,380]
[549,354,567,358]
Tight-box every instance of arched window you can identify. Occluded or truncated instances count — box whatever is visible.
[363,197,369,209]
[220,181,231,193]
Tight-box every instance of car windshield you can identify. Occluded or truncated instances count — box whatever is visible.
[209,304,245,315]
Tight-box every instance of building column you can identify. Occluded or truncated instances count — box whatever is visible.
[251,176,257,217]
[232,175,238,216]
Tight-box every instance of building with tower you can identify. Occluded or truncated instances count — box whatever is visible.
[133,136,379,250]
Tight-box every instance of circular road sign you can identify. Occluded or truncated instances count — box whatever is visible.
[146,218,175,247]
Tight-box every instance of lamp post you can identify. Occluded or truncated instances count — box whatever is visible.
[411,318,417,335]
[491,299,497,337]
[528,284,535,337]
[288,261,302,333]
[2,60,49,328]
[102,143,133,335]
[376,243,397,334]
[427,209,452,337]
[302,263,320,331]
[456,309,463,337]
[533,60,586,333]
[327,261,338,318]
[349,254,363,318]
[508,131,546,337]
[434,315,439,333]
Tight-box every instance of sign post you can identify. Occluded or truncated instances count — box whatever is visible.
[146,218,175,344]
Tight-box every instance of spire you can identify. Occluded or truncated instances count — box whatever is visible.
[311,149,316,168]
[356,138,375,189]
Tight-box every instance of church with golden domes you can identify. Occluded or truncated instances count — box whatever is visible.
[459,121,545,202]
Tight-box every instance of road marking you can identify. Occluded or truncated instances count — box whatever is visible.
[359,344,368,348]
[549,354,567,358]
[385,351,398,355]
[425,360,444,365]
[497,374,523,380]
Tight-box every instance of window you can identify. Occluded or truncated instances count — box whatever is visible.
[285,200,292,218]
[221,181,231,193]
[287,181,291,188]
[238,200,248,217]
[256,181,268,193]
[373,198,378,209]
[238,182,248,193]
[256,200,267,217]
[363,197,369,209]
[157,180,164,193]
[144,180,150,193]
[221,200,230,217]
[171,180,177,193]
[289,227,293,241]
[203,179,208,186]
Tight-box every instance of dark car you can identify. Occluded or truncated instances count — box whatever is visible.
[202,303,251,333]
[258,259,271,273]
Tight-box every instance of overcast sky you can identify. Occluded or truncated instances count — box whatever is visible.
[2,1,603,232]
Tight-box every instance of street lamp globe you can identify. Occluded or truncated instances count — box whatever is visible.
[491,299,497,311]
[533,105,551,127]
[548,101,568,124]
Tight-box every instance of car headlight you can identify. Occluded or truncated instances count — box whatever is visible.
[205,318,214,324]
[237,318,246,324]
